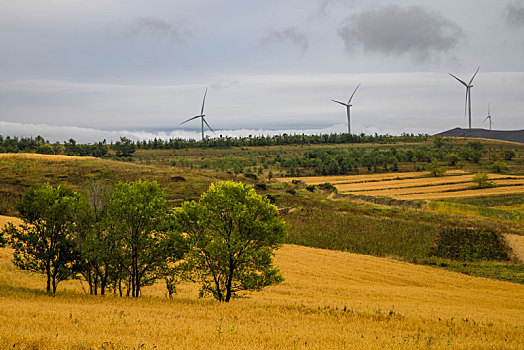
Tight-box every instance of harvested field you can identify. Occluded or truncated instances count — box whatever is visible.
[342,179,524,197]
[277,170,468,185]
[395,185,524,200]
[336,174,522,192]
[278,172,524,201]
[1,243,524,349]
[505,234,524,263]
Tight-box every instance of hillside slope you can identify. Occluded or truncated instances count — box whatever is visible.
[0,153,235,215]
[436,128,524,143]
[0,236,523,348]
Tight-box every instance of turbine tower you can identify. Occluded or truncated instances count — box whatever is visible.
[180,88,215,140]
[449,67,480,129]
[484,103,492,130]
[332,83,361,134]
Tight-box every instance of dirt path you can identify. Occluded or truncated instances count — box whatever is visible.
[505,234,524,263]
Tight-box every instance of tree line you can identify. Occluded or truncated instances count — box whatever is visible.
[0,133,430,156]
[0,181,286,302]
[274,139,516,177]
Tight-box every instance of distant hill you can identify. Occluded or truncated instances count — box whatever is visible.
[436,128,524,144]
[435,128,524,143]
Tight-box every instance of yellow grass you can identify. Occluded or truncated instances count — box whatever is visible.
[505,234,524,263]
[337,175,523,192]
[0,237,523,348]
[342,179,524,197]
[0,215,23,227]
[0,153,97,161]
[276,170,469,185]
[394,185,524,200]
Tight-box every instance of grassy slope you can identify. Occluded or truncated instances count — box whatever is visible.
[1,243,523,349]
[1,153,522,284]
[131,137,524,176]
[0,153,236,215]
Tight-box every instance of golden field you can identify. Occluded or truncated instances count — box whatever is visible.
[280,172,524,200]
[276,170,468,185]
[0,211,523,349]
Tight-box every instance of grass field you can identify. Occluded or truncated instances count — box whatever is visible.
[0,153,235,215]
[280,172,524,201]
[0,140,523,348]
[1,241,523,349]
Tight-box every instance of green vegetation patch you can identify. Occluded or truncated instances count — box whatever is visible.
[430,228,509,261]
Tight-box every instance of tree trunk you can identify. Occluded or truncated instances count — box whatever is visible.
[46,262,51,293]
[52,275,57,293]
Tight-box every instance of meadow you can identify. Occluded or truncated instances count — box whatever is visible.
[0,136,523,348]
[1,236,524,349]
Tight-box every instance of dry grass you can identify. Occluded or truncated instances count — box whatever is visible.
[342,179,524,197]
[505,234,524,263]
[0,215,23,227]
[336,174,522,192]
[0,209,523,349]
[276,170,468,186]
[395,185,524,200]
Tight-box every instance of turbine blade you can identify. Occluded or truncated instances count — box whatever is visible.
[200,88,208,116]
[180,115,202,125]
[348,83,361,104]
[449,73,468,87]
[203,117,215,134]
[332,100,349,107]
[484,116,489,122]
[468,67,480,85]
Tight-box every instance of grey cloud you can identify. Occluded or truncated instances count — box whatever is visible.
[123,17,190,41]
[505,1,524,28]
[260,27,309,55]
[338,5,463,62]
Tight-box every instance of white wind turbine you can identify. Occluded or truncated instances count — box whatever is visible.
[449,67,480,129]
[180,88,215,140]
[332,83,361,134]
[484,103,493,130]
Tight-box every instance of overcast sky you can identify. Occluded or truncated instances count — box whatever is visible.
[1,0,523,143]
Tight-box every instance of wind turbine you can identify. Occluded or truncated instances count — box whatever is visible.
[180,88,215,140]
[484,103,492,130]
[332,83,361,134]
[449,67,480,129]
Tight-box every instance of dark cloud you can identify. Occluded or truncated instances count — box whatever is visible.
[123,17,190,41]
[505,1,524,28]
[338,5,463,61]
[260,27,309,55]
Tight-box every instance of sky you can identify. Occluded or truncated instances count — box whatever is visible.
[0,0,523,143]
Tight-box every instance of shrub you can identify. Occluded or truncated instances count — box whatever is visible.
[430,228,508,261]
[472,173,494,188]
[255,183,268,190]
[305,185,316,192]
[503,150,516,161]
[318,182,338,193]
[490,161,508,173]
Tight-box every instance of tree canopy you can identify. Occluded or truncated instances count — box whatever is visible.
[4,183,82,293]
[176,181,286,302]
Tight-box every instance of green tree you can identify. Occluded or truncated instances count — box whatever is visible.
[445,153,460,166]
[176,181,286,302]
[472,173,494,189]
[490,161,508,173]
[107,180,181,297]
[73,180,116,295]
[2,184,82,293]
[425,160,446,177]
[113,137,136,157]
[503,150,515,161]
